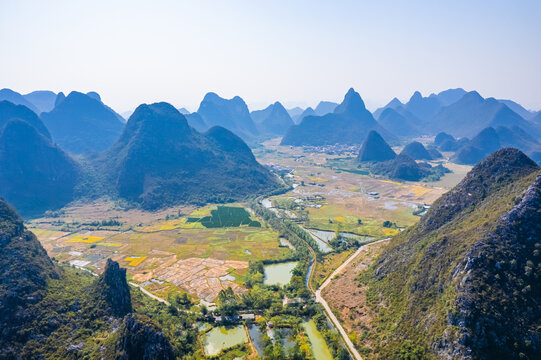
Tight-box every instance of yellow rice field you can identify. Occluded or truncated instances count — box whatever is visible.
[66,235,104,243]
[124,256,147,266]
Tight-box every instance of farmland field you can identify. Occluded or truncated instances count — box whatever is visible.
[253,138,467,240]
[30,203,293,303]
[30,138,469,306]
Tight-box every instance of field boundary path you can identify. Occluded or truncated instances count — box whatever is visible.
[315,238,390,360]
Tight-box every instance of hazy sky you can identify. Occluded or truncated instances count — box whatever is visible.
[1,0,540,112]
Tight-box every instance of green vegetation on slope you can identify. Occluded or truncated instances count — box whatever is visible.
[356,148,541,359]
[0,198,195,359]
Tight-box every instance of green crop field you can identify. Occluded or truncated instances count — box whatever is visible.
[189,205,261,228]
[108,226,291,262]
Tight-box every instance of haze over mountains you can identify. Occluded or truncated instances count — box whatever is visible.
[41,91,125,154]
[1,84,541,216]
[0,119,79,216]
[0,91,283,216]
[250,101,294,135]
[98,102,281,209]
[4,85,540,159]
[281,88,393,146]
[196,92,259,140]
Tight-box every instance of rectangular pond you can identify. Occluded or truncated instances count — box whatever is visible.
[202,325,248,357]
[263,261,298,286]
[305,228,334,253]
[303,320,334,360]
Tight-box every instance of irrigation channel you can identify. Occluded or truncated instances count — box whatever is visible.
[126,190,385,359]
[255,193,374,360]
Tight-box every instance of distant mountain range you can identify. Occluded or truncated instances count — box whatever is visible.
[314,101,338,116]
[41,91,125,154]
[374,88,466,120]
[374,89,541,141]
[286,106,304,122]
[377,108,420,138]
[449,126,541,165]
[97,102,282,210]
[293,107,316,124]
[0,100,51,139]
[22,90,57,113]
[251,101,294,135]
[0,119,79,216]
[281,87,541,147]
[0,88,41,114]
[427,91,541,138]
[196,92,259,140]
[281,88,393,146]
[0,97,282,215]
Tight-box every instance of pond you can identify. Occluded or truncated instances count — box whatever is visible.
[308,229,336,242]
[305,228,334,253]
[248,324,266,356]
[202,325,248,357]
[339,232,374,242]
[279,238,295,250]
[249,325,297,357]
[277,327,296,353]
[303,320,334,360]
[263,261,298,286]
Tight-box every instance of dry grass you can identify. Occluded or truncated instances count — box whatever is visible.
[321,240,390,353]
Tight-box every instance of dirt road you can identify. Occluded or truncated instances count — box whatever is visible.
[315,238,390,360]
[129,281,170,305]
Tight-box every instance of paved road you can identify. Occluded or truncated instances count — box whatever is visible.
[315,238,390,360]
[129,281,170,305]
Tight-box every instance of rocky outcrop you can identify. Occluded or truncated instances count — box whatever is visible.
[94,259,132,317]
[421,148,539,232]
[444,174,541,359]
[0,198,59,355]
[359,148,540,359]
[114,314,175,360]
[358,130,396,162]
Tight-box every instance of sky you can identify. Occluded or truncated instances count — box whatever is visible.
[1,0,540,113]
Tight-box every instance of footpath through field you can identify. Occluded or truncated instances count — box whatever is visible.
[314,238,390,360]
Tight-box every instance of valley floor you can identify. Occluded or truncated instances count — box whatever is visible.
[26,137,470,359]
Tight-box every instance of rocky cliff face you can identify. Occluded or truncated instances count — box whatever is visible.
[358,148,540,359]
[94,259,132,317]
[114,314,176,360]
[0,198,59,356]
[421,148,538,234]
[442,174,541,359]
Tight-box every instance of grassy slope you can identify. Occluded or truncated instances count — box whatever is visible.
[357,165,539,358]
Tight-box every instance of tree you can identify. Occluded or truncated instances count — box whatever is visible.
[338,348,351,360]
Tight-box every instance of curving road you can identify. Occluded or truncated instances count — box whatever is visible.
[129,281,170,305]
[315,238,390,360]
